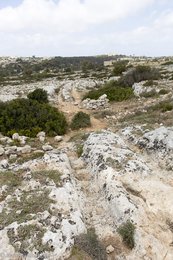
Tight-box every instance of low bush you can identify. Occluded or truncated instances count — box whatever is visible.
[76,144,84,157]
[0,92,67,137]
[74,228,106,260]
[151,101,173,112]
[112,60,128,76]
[140,89,157,98]
[159,89,169,95]
[71,112,91,130]
[27,88,48,103]
[121,65,160,87]
[83,80,134,101]
[143,80,158,87]
[117,220,135,249]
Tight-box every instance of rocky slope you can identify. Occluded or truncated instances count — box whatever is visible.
[0,71,173,259]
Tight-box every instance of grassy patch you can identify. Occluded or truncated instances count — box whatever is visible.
[140,89,158,98]
[74,229,106,260]
[0,170,23,201]
[92,110,114,119]
[150,101,173,112]
[17,151,44,164]
[143,80,158,87]
[8,224,53,254]
[117,220,135,249]
[121,100,173,127]
[0,189,54,229]
[68,132,89,143]
[76,144,84,158]
[31,170,61,187]
[106,157,123,171]
[69,245,90,260]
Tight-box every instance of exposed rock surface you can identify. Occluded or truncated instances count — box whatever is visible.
[81,94,109,110]
[0,74,173,260]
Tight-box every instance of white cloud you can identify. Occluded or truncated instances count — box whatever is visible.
[0,0,154,33]
[0,0,172,56]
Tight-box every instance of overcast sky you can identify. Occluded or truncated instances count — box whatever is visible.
[0,0,173,57]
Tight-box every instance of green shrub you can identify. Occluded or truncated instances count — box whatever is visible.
[27,88,48,103]
[159,89,169,95]
[117,220,135,249]
[151,101,173,112]
[112,60,128,76]
[141,89,157,98]
[71,112,91,130]
[76,144,84,157]
[121,65,160,86]
[83,80,134,101]
[74,228,106,260]
[0,98,67,137]
[143,80,158,87]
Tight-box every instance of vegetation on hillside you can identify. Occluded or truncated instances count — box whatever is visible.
[71,112,91,130]
[0,90,67,137]
[117,220,135,249]
[112,60,129,76]
[73,228,106,260]
[27,88,48,103]
[121,65,160,86]
[83,80,134,101]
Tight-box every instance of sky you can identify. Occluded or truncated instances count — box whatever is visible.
[0,0,173,57]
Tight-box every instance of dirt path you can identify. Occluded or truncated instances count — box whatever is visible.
[55,87,108,133]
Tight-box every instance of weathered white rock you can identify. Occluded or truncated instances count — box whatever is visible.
[133,82,154,97]
[81,94,109,110]
[12,133,20,140]
[5,146,17,155]
[39,136,45,142]
[42,144,53,151]
[0,159,8,169]
[106,244,115,254]
[138,126,173,151]
[0,147,4,156]
[54,136,63,142]
[37,131,46,138]
[18,136,27,145]
[9,154,17,160]
[21,145,31,154]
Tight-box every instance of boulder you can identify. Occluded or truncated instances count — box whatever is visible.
[106,245,115,254]
[81,94,109,110]
[42,144,53,151]
[9,154,17,160]
[37,132,46,142]
[18,136,27,145]
[21,145,31,154]
[37,131,46,138]
[12,133,20,140]
[54,136,63,142]
[0,159,8,169]
[5,146,17,155]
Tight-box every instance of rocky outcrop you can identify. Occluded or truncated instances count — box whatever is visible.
[81,94,109,110]
[138,126,173,151]
[0,148,86,260]
[82,130,173,260]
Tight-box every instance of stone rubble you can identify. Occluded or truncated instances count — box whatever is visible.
[80,94,109,110]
